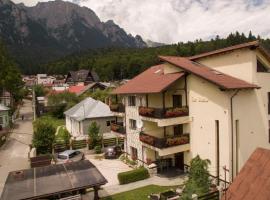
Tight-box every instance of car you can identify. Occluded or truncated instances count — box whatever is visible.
[56,150,85,164]
[104,145,122,159]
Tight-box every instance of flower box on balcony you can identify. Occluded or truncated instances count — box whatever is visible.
[139,133,155,146]
[139,107,155,117]
[165,107,189,118]
[166,135,189,147]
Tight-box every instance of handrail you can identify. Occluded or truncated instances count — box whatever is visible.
[139,132,190,148]
[139,106,189,118]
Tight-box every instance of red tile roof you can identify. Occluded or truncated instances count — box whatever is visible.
[112,64,185,94]
[189,40,270,62]
[159,56,259,90]
[222,148,270,200]
[68,86,86,94]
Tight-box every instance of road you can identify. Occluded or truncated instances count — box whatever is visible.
[0,99,33,195]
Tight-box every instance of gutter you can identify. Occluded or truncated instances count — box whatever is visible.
[230,89,239,181]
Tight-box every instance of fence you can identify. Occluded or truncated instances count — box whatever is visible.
[30,155,52,168]
[71,139,87,150]
[198,191,219,200]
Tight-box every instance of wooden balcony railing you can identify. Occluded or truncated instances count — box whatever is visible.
[109,103,125,113]
[139,106,189,119]
[111,122,126,135]
[139,132,189,149]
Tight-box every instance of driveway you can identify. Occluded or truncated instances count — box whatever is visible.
[85,154,131,186]
[0,99,33,195]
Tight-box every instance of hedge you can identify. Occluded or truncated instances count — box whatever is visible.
[118,167,150,185]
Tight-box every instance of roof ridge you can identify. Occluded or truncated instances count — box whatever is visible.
[188,40,260,60]
[159,56,259,90]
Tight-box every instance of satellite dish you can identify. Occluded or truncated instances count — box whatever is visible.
[137,119,143,129]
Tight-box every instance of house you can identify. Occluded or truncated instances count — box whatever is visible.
[76,82,108,96]
[0,104,10,129]
[222,148,270,200]
[0,91,12,107]
[37,74,56,85]
[111,41,270,181]
[64,97,115,139]
[65,70,99,86]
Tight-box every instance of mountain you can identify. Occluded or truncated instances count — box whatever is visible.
[0,0,146,73]
[145,39,166,47]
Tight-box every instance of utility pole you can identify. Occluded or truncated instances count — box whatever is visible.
[32,84,36,121]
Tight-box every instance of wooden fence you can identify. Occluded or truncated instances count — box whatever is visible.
[198,190,219,200]
[30,155,52,168]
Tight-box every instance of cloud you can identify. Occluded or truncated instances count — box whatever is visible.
[11,0,270,43]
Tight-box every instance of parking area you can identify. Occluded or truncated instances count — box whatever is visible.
[85,154,131,186]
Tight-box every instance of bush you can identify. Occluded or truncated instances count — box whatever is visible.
[94,145,102,154]
[118,167,150,185]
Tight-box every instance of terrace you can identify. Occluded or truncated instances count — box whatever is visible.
[140,132,190,156]
[138,106,191,127]
[109,103,125,117]
[111,122,126,135]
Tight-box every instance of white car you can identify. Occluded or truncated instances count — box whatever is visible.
[56,150,85,164]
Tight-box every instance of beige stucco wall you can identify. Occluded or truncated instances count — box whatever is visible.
[196,48,255,83]
[187,74,231,180]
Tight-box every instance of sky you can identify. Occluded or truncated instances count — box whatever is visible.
[12,0,270,44]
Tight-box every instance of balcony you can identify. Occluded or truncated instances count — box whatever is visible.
[111,122,126,136]
[138,106,191,126]
[140,132,190,156]
[109,103,125,117]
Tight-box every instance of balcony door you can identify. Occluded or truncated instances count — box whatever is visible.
[173,95,182,108]
[175,152,184,170]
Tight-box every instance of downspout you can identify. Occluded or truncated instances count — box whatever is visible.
[230,89,239,181]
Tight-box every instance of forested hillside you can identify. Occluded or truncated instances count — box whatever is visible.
[42,31,270,81]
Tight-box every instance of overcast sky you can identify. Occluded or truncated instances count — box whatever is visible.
[12,0,270,43]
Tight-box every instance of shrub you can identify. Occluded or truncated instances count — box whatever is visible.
[117,167,150,185]
[32,118,56,154]
[94,145,102,154]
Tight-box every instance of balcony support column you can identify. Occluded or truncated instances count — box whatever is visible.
[184,74,188,107]
[163,127,166,137]
[146,94,148,107]
[162,91,165,110]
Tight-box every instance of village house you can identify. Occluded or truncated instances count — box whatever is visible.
[64,97,115,139]
[0,104,9,130]
[65,70,99,86]
[110,41,270,181]
[37,74,56,85]
[0,91,13,107]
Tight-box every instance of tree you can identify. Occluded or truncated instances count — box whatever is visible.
[0,40,24,104]
[32,117,56,154]
[33,85,47,97]
[47,91,80,118]
[82,88,112,102]
[181,155,211,199]
[88,122,101,149]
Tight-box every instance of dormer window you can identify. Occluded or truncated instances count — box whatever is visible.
[257,59,269,72]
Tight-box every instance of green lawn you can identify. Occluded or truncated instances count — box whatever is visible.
[101,185,179,200]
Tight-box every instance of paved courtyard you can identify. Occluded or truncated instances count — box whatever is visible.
[84,154,187,199]
[85,154,132,186]
[0,100,33,195]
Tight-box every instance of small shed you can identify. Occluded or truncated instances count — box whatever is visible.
[0,160,107,200]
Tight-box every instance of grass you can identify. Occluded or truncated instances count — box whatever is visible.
[101,185,179,200]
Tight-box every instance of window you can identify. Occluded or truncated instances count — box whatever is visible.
[130,147,138,160]
[128,96,136,106]
[0,116,3,125]
[129,119,136,130]
[257,59,269,72]
[106,121,111,126]
[174,125,183,136]
[268,93,270,114]
[215,120,220,183]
